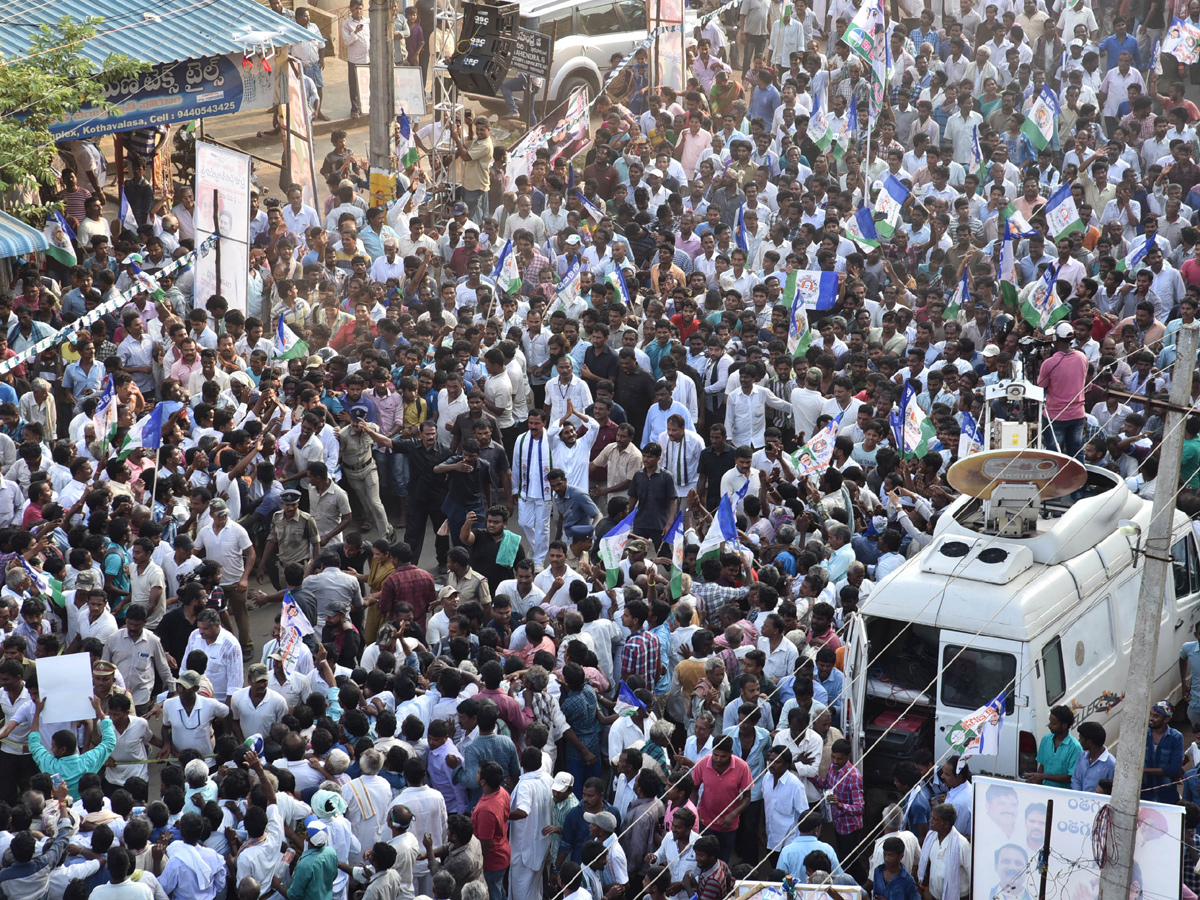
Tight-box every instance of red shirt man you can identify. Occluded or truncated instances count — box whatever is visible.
[471,761,511,874]
[691,737,753,834]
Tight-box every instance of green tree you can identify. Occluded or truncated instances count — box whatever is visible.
[0,17,145,218]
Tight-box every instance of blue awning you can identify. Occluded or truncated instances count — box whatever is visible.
[0,211,48,260]
[0,0,317,68]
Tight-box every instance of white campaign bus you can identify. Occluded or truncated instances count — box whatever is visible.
[841,449,1200,784]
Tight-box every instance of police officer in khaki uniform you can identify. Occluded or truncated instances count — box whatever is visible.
[339,405,394,541]
[255,489,321,589]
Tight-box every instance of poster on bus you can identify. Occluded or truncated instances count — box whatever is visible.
[971,777,1182,900]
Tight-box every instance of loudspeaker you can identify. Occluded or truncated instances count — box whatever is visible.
[460,1,519,37]
[447,33,515,94]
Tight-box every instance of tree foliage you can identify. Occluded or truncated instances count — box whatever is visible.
[0,17,146,218]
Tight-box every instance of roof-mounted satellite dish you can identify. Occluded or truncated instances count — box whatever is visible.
[946,449,1087,501]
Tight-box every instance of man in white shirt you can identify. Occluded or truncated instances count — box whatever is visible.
[509,747,555,900]
[193,497,256,656]
[182,609,245,702]
[725,364,792,448]
[392,758,448,896]
[161,669,230,756]
[917,803,972,900]
[231,663,289,742]
[659,416,704,499]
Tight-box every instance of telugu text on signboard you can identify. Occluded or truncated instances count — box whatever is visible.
[513,28,553,79]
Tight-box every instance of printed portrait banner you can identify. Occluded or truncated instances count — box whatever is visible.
[194,142,252,314]
[971,777,1183,900]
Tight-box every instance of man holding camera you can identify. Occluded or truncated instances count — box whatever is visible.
[1037,321,1089,460]
[340,404,395,541]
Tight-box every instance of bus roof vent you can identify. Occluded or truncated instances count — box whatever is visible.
[920,536,1033,584]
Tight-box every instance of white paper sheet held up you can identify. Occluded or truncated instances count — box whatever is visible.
[36,655,95,724]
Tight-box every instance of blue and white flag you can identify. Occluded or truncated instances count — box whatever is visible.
[1123,233,1156,273]
[598,508,638,588]
[845,205,880,249]
[959,411,984,458]
[575,190,605,223]
[492,238,522,295]
[1044,182,1083,240]
[735,204,749,253]
[698,493,738,567]
[664,511,686,599]
[615,680,648,717]
[875,175,909,238]
[946,267,970,318]
[118,189,138,234]
[607,265,633,307]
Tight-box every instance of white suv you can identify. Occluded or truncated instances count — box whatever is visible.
[520,0,694,107]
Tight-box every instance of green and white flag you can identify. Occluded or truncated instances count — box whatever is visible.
[999,227,1019,310]
[598,508,637,589]
[274,315,309,360]
[43,212,76,267]
[1044,183,1083,240]
[808,94,831,152]
[665,511,685,600]
[1020,86,1060,151]
[492,239,522,295]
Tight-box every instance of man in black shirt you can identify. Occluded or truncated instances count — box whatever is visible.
[614,347,656,438]
[394,420,451,569]
[697,422,737,511]
[628,443,677,542]
[434,438,491,549]
[459,505,526,596]
[155,583,206,672]
[582,324,620,387]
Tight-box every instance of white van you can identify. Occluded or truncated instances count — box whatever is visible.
[842,450,1200,783]
[519,0,698,107]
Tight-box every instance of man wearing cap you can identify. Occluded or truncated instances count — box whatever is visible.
[161,667,230,758]
[102,603,172,716]
[195,497,256,658]
[257,489,321,588]
[289,816,339,900]
[231,663,289,744]
[1036,321,1089,459]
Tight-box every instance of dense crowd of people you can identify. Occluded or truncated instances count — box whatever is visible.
[15,0,1200,898]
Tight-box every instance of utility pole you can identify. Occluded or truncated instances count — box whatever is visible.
[1099,321,1199,900]
[367,0,395,201]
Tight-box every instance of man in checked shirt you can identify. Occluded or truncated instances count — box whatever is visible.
[814,737,866,883]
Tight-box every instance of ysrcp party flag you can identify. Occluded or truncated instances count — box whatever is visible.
[1020,85,1060,150]
[792,420,838,477]
[492,238,522,295]
[1021,264,1069,330]
[665,511,686,600]
[615,680,647,717]
[807,93,831,152]
[945,267,969,319]
[875,175,909,238]
[845,206,880,250]
[1044,182,1083,240]
[396,111,419,169]
[899,382,934,459]
[598,508,637,588]
[959,411,985,458]
[274,315,309,360]
[947,694,1006,766]
[43,212,76,267]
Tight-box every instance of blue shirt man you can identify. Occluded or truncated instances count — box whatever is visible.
[748,76,782,123]
[1070,729,1116,794]
[778,826,843,878]
[1097,30,1141,71]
